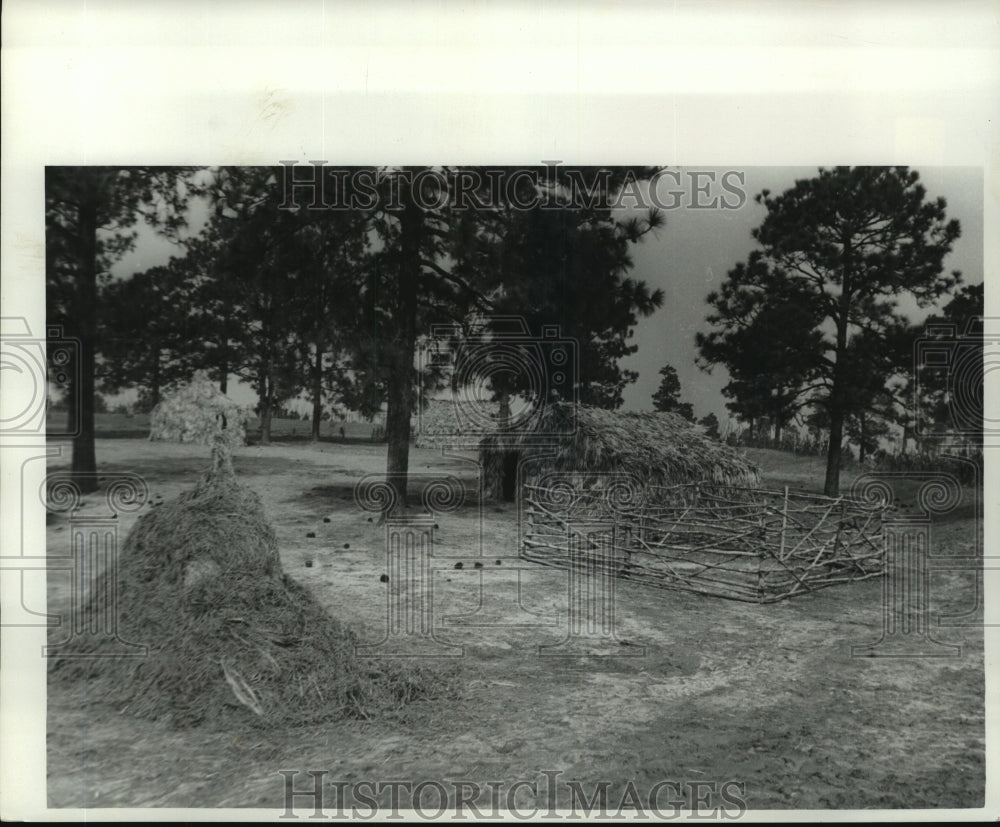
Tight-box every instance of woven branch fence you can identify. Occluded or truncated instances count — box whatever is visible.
[522,480,889,603]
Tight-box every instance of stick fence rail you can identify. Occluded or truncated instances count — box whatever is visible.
[521,481,889,603]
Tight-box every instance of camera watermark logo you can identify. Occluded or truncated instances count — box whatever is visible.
[1,446,64,629]
[849,472,964,659]
[1,469,149,657]
[440,449,560,631]
[914,315,995,443]
[42,472,150,658]
[408,317,648,652]
[528,472,647,657]
[929,455,992,628]
[417,315,578,447]
[0,317,80,438]
[412,316,585,637]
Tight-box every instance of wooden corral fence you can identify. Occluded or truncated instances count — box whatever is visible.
[521,476,889,603]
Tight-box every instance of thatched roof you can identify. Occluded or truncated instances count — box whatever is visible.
[413,396,500,449]
[478,402,760,489]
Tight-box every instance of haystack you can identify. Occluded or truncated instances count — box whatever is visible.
[478,402,760,500]
[49,445,448,728]
[149,370,250,451]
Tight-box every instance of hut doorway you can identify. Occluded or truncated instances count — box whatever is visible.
[501,451,520,501]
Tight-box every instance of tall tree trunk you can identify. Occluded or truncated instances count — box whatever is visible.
[496,389,517,500]
[72,196,99,493]
[260,397,273,444]
[824,281,852,497]
[151,347,161,409]
[311,267,326,442]
[258,369,273,446]
[384,183,422,507]
[497,389,512,430]
[859,412,868,463]
[66,358,78,436]
[219,332,229,394]
[311,347,323,442]
[825,412,844,495]
[260,399,272,445]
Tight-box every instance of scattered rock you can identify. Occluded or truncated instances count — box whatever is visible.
[495,560,502,566]
[305,560,313,568]
[306,531,316,538]
[454,562,463,570]
[323,517,331,523]
[379,574,389,583]
[343,543,350,549]
[473,562,483,569]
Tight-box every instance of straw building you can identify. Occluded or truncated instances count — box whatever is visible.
[477,402,761,501]
[149,371,251,452]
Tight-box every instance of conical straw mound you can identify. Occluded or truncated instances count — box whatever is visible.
[50,451,450,728]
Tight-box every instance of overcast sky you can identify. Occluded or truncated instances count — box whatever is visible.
[112,166,984,421]
[618,166,984,421]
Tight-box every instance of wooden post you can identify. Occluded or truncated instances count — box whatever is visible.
[756,509,767,602]
[832,500,847,568]
[778,485,789,562]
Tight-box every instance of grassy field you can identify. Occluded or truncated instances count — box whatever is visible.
[43,425,985,813]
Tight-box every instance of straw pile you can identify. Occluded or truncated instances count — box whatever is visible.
[149,370,250,452]
[49,446,449,728]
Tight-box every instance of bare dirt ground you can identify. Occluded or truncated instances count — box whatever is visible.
[44,431,985,812]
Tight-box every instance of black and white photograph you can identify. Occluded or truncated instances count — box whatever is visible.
[2,2,997,821]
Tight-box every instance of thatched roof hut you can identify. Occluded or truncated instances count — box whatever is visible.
[412,397,478,449]
[149,371,251,452]
[478,402,760,500]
